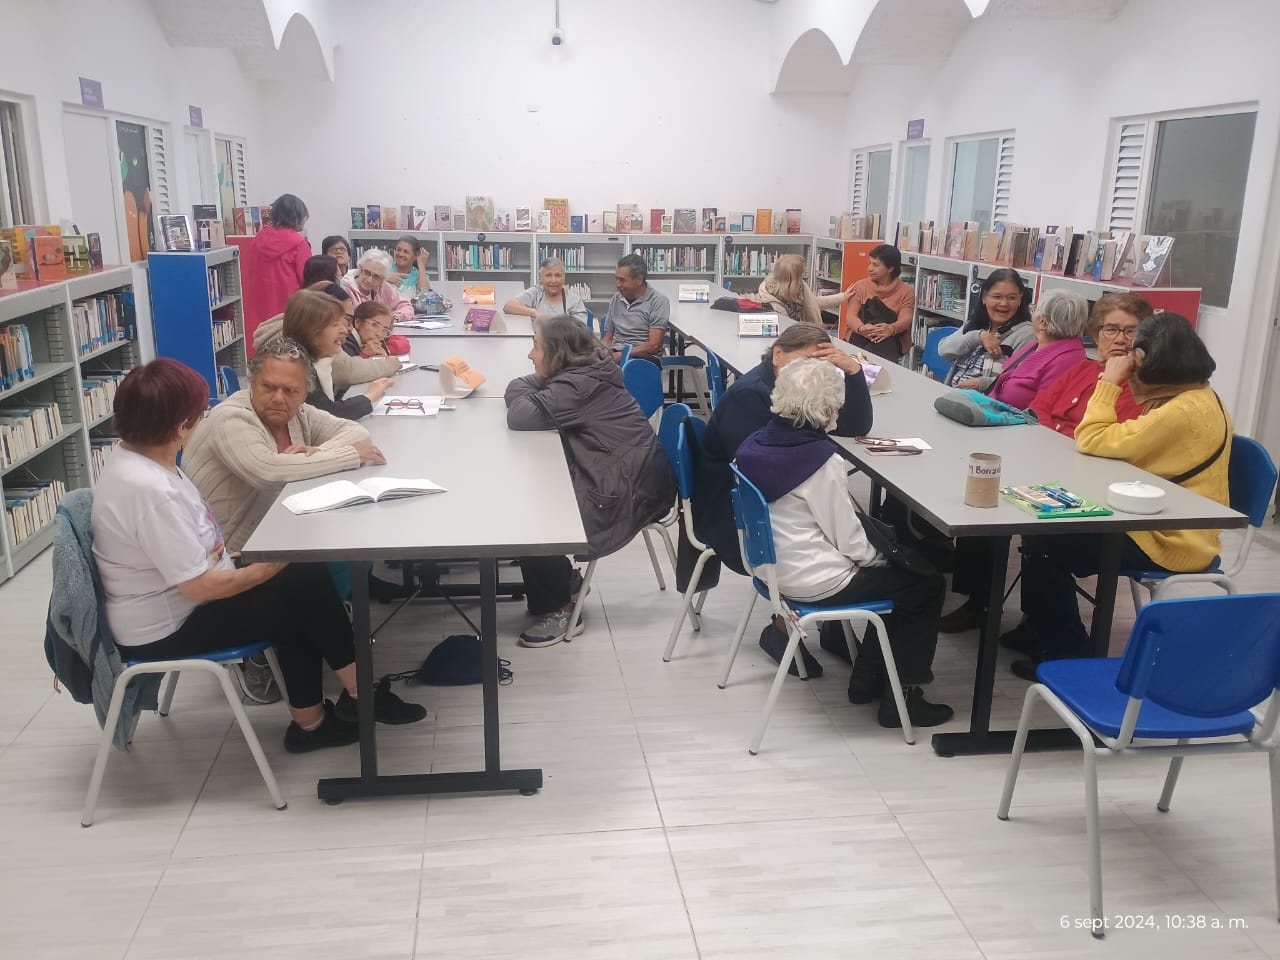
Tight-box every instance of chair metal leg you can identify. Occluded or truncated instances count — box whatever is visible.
[214,667,286,811]
[656,525,678,578]
[157,672,179,717]
[663,552,711,662]
[867,612,914,746]
[81,668,134,827]
[641,529,668,591]
[262,647,291,716]
[718,592,757,689]
[689,590,706,632]
[1082,736,1105,936]
[748,620,805,755]
[567,560,596,640]
[1157,741,1187,813]
[998,684,1042,820]
[1129,578,1148,611]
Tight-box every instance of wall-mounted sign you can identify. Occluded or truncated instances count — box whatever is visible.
[79,77,104,109]
[189,105,203,128]
[906,119,925,140]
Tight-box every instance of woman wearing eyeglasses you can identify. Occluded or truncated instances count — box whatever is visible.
[341,249,414,323]
[938,269,1034,391]
[1027,292,1150,437]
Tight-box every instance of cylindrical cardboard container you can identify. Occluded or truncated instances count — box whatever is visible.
[964,452,1002,508]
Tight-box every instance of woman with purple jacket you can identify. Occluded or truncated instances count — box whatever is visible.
[987,290,1089,409]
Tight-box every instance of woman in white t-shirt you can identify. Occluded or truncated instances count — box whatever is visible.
[90,359,425,753]
[503,258,589,325]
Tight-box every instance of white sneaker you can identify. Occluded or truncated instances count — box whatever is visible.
[518,610,586,647]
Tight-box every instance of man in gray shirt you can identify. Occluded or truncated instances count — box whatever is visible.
[603,254,669,363]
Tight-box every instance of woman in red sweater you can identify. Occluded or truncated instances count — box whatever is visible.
[244,194,313,336]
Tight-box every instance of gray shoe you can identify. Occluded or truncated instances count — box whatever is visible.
[240,653,281,704]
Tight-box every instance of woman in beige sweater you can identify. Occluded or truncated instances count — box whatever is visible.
[183,338,384,553]
[756,254,852,327]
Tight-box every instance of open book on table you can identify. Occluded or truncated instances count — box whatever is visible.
[283,478,447,515]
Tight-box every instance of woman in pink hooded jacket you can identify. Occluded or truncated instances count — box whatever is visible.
[244,194,312,339]
[987,289,1089,409]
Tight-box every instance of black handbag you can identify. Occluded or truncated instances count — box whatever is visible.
[856,510,940,578]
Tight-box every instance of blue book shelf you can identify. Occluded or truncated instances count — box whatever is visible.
[148,246,246,402]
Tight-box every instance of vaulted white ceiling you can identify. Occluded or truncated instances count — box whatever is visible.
[772,0,1131,92]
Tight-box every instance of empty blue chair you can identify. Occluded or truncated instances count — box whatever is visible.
[663,412,716,662]
[705,350,727,409]
[997,593,1280,937]
[661,330,708,411]
[218,364,240,396]
[622,357,664,419]
[921,327,953,381]
[720,465,914,752]
[1125,436,1278,607]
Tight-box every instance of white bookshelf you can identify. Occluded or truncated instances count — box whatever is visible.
[721,235,812,294]
[0,266,139,582]
[442,231,536,282]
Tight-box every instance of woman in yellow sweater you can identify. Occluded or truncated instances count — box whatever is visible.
[1011,312,1230,680]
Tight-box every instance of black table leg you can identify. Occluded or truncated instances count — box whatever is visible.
[316,557,542,802]
[1089,534,1124,657]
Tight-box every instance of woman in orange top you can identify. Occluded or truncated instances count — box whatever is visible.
[845,243,916,363]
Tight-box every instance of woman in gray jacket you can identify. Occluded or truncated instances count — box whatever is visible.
[505,316,676,647]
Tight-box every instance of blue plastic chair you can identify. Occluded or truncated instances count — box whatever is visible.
[661,330,708,411]
[997,593,1280,937]
[720,464,914,752]
[218,365,240,396]
[1124,436,1278,607]
[622,357,665,419]
[705,350,727,409]
[921,327,953,381]
[585,308,595,335]
[663,412,717,662]
[619,343,633,366]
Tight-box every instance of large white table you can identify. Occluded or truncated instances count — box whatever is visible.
[396,280,533,338]
[661,287,1247,756]
[241,400,587,802]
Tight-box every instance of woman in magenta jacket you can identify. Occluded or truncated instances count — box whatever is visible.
[987,289,1088,409]
[244,194,312,335]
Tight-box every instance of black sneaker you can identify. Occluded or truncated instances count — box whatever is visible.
[937,604,984,633]
[369,572,417,603]
[334,685,428,725]
[877,684,954,728]
[846,656,883,704]
[1000,621,1039,656]
[758,623,822,679]
[283,700,360,753]
[1010,658,1041,683]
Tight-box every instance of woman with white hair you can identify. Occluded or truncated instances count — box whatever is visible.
[734,359,952,729]
[341,248,413,323]
[986,289,1089,408]
[504,258,589,324]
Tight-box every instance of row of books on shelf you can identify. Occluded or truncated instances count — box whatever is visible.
[0,324,35,391]
[0,225,105,284]
[212,319,239,350]
[633,246,713,273]
[567,282,595,302]
[538,247,600,271]
[0,401,63,469]
[445,244,519,271]
[350,199,804,236]
[896,219,1176,287]
[723,249,799,278]
[82,371,128,424]
[917,274,967,314]
[4,478,65,546]
[831,213,883,242]
[90,437,121,483]
[816,251,843,281]
[73,293,134,356]
[208,266,231,305]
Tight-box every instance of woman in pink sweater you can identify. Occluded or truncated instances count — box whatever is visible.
[243,194,312,332]
[987,290,1088,409]
[341,248,414,323]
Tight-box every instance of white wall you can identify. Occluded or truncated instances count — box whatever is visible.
[252,0,849,243]
[0,0,264,231]
[839,0,1280,433]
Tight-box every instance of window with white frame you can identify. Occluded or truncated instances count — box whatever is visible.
[849,145,892,239]
[898,141,930,225]
[945,132,1014,233]
[1103,109,1256,308]
[0,97,37,228]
